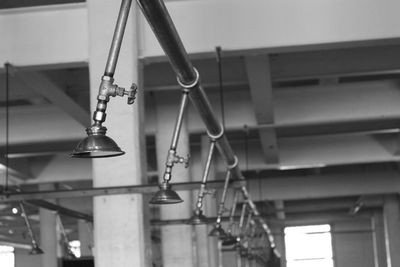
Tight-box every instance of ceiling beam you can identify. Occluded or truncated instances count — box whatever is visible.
[245,55,279,164]
[14,71,90,126]
[0,158,30,182]
[270,44,400,81]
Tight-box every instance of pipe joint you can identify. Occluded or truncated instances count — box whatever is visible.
[227,155,239,170]
[97,76,138,105]
[177,68,200,90]
[166,149,190,168]
[207,124,225,142]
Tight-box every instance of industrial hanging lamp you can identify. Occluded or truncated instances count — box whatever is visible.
[234,202,248,256]
[150,90,190,204]
[19,203,44,255]
[209,170,232,237]
[187,138,217,224]
[221,190,239,246]
[71,0,137,158]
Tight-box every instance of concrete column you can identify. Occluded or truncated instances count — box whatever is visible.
[87,1,151,267]
[372,211,387,267]
[39,184,58,267]
[78,219,92,257]
[155,93,194,267]
[272,226,286,267]
[383,195,400,267]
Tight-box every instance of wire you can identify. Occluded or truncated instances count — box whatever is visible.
[4,63,10,192]
[216,46,225,129]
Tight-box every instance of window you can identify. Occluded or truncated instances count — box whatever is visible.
[0,245,14,267]
[69,240,81,258]
[284,224,334,267]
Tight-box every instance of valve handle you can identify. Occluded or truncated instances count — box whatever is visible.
[126,83,138,105]
[174,154,190,168]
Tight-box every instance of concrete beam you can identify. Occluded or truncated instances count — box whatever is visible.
[14,71,90,126]
[271,43,400,81]
[248,168,400,201]
[245,55,279,164]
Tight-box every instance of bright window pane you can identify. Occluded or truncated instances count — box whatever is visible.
[69,240,81,258]
[287,259,334,267]
[285,225,333,267]
[0,245,14,267]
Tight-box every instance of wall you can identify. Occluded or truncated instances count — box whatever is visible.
[332,218,375,267]
[14,249,41,267]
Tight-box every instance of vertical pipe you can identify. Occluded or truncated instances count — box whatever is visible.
[170,92,189,151]
[104,0,133,77]
[215,171,231,224]
[19,203,40,249]
[196,140,216,210]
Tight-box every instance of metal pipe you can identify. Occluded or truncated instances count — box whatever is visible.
[241,187,275,248]
[238,203,247,231]
[19,203,40,249]
[227,190,239,234]
[136,0,277,253]
[0,179,244,203]
[195,140,216,210]
[56,213,76,258]
[170,91,189,151]
[162,91,190,183]
[104,0,133,77]
[215,170,231,224]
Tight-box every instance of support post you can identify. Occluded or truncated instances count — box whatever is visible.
[87,0,151,266]
[39,184,58,267]
[383,194,400,267]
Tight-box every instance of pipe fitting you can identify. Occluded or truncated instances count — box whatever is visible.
[177,68,200,89]
[227,155,239,170]
[98,76,117,101]
[207,124,225,141]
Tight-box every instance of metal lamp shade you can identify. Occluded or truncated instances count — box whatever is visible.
[209,224,227,238]
[71,125,125,158]
[30,245,44,255]
[187,209,208,225]
[149,183,183,204]
[222,234,238,246]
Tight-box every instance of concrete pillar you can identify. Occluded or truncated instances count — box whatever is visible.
[273,226,286,267]
[39,184,58,267]
[155,93,194,267]
[87,1,151,267]
[372,211,387,267]
[78,219,92,257]
[383,194,400,267]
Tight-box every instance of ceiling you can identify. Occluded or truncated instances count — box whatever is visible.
[0,0,85,10]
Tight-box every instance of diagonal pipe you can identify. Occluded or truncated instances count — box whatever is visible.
[136,0,276,251]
